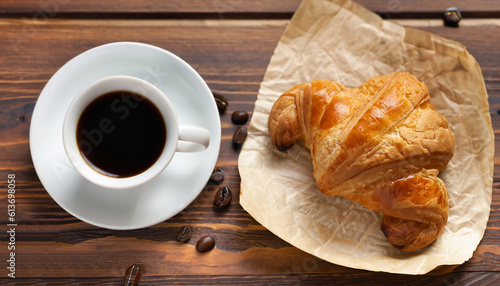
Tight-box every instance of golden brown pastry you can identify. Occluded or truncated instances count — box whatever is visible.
[268,72,454,252]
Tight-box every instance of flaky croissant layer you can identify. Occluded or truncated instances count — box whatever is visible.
[268,72,454,252]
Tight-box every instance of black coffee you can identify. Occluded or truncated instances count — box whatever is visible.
[76,91,166,178]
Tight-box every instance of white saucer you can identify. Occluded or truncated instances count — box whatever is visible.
[29,42,221,230]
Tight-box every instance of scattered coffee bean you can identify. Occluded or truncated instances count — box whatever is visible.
[443,7,461,27]
[209,167,225,185]
[16,115,25,123]
[231,110,249,125]
[176,225,192,242]
[232,126,248,149]
[196,236,215,253]
[123,264,141,286]
[213,92,228,114]
[214,186,232,208]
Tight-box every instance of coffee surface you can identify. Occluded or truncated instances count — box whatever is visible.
[76,91,166,178]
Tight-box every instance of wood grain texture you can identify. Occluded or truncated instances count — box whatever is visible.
[0,0,499,17]
[0,11,499,286]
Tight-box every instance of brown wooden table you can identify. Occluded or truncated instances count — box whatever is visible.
[1,0,499,285]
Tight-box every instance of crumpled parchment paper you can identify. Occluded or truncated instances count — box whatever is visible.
[238,0,494,275]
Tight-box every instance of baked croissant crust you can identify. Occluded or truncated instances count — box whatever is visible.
[268,72,455,252]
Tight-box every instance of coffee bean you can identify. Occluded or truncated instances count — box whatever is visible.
[214,186,232,208]
[232,126,248,149]
[231,110,249,125]
[213,92,228,114]
[443,7,461,27]
[176,225,192,242]
[209,167,225,185]
[123,264,141,286]
[196,236,215,252]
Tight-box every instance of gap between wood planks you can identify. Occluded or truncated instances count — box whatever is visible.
[1,17,500,28]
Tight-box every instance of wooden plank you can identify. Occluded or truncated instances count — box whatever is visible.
[0,0,499,17]
[0,18,499,283]
[0,271,499,285]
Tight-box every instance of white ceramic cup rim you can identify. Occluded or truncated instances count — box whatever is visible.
[62,75,205,189]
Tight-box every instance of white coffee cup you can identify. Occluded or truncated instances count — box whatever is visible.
[62,75,210,189]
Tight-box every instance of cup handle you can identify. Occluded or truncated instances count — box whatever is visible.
[176,126,210,152]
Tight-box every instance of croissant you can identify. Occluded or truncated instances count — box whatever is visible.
[268,72,454,252]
